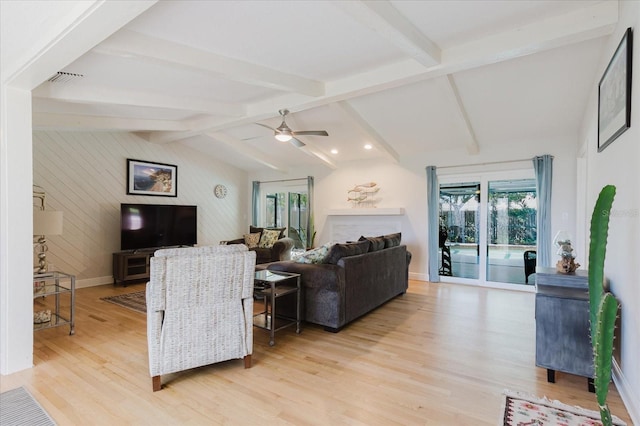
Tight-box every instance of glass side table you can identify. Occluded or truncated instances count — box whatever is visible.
[33,271,75,335]
[253,270,301,346]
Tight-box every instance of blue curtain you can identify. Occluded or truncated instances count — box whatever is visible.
[251,181,260,226]
[426,166,440,282]
[533,155,553,268]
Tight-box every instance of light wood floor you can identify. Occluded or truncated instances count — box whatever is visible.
[2,280,632,425]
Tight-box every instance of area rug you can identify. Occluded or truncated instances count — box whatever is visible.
[500,390,626,426]
[101,290,146,314]
[0,386,56,426]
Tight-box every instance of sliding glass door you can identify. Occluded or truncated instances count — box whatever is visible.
[439,182,480,280]
[486,179,537,285]
[438,171,536,289]
[288,192,308,249]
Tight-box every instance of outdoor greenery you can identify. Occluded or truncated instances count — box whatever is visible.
[440,190,536,245]
[265,191,310,248]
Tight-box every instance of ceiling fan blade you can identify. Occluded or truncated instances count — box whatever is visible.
[293,130,329,137]
[290,138,306,148]
[255,122,276,132]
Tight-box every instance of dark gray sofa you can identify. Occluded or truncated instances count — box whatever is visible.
[266,238,411,332]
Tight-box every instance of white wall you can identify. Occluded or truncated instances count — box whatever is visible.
[33,131,249,287]
[250,134,579,282]
[578,1,639,421]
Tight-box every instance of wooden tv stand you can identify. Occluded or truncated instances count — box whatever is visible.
[112,250,154,286]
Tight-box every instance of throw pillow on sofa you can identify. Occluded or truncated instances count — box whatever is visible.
[358,235,386,252]
[244,233,261,248]
[381,232,401,248]
[295,243,332,264]
[325,240,371,264]
[258,229,281,248]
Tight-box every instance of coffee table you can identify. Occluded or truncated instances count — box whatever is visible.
[253,270,301,346]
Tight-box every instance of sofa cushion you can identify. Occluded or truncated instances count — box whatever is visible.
[381,232,401,248]
[258,229,281,248]
[244,232,261,248]
[295,243,331,264]
[358,235,386,252]
[325,240,370,265]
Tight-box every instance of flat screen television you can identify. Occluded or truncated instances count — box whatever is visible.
[120,203,197,251]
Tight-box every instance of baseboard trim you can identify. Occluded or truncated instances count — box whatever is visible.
[409,272,428,282]
[76,275,113,289]
[612,358,639,425]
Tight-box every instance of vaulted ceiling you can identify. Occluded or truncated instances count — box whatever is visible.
[31,1,617,172]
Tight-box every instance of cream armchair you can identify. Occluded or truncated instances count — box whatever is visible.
[146,245,256,391]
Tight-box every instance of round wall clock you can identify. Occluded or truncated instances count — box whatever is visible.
[214,184,228,199]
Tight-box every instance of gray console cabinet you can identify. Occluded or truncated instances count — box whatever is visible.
[113,251,152,286]
[535,267,594,390]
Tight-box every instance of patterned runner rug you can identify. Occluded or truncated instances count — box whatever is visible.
[101,290,146,314]
[500,390,626,426]
[0,387,56,426]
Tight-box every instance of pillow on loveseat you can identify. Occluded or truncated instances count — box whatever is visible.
[325,240,370,265]
[295,243,332,264]
[258,229,282,248]
[244,233,261,248]
[250,226,286,239]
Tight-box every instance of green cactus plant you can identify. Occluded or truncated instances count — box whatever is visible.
[587,185,619,426]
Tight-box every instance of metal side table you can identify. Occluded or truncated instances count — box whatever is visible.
[253,270,301,346]
[33,271,75,335]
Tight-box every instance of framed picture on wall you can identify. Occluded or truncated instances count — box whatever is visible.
[127,159,177,197]
[598,27,633,152]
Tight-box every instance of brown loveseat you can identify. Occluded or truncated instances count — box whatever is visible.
[227,226,294,264]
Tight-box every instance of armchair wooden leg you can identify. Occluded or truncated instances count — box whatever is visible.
[244,354,252,368]
[152,375,162,392]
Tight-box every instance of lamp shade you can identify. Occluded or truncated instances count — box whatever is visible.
[33,210,63,235]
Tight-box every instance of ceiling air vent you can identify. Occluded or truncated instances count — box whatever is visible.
[47,71,84,84]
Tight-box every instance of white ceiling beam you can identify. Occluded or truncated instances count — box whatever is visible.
[445,75,479,155]
[4,1,157,90]
[148,1,617,143]
[442,0,617,71]
[296,143,338,170]
[333,0,440,67]
[206,132,287,172]
[329,101,399,163]
[32,112,188,132]
[93,30,325,97]
[32,82,245,117]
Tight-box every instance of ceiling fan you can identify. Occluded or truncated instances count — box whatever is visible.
[257,109,328,147]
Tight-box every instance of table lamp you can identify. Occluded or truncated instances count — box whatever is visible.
[33,209,63,273]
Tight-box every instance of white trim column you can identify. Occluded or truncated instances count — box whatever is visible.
[0,86,35,373]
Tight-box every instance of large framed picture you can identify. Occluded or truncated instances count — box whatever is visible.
[127,159,177,197]
[598,27,633,152]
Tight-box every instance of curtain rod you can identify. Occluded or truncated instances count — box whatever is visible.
[433,156,553,170]
[255,177,308,184]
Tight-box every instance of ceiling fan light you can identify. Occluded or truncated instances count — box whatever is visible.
[275,133,292,142]
[275,121,293,141]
